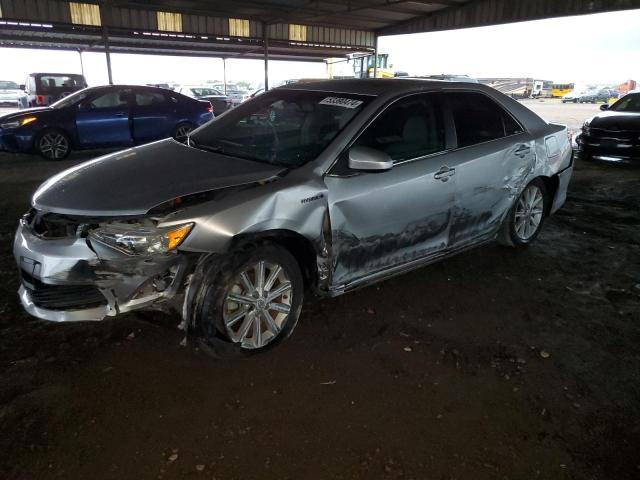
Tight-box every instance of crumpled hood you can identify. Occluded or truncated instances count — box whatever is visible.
[587,111,640,131]
[32,139,286,216]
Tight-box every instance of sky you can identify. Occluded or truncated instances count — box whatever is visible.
[378,9,640,85]
[0,9,639,88]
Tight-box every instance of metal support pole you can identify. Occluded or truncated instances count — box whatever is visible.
[373,34,378,79]
[222,57,227,94]
[99,2,113,84]
[78,49,85,78]
[263,22,269,91]
[103,35,113,85]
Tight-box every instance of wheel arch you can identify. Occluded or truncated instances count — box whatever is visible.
[537,174,559,215]
[32,126,75,153]
[229,229,319,292]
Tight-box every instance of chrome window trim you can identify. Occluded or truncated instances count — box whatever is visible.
[444,130,529,154]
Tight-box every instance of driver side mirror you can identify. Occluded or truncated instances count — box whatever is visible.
[19,84,25,91]
[348,146,393,172]
[600,104,609,111]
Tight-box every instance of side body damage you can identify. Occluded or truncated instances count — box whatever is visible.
[14,79,573,328]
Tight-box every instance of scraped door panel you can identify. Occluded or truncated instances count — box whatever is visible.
[444,91,536,246]
[326,92,454,288]
[326,157,454,288]
[446,135,536,245]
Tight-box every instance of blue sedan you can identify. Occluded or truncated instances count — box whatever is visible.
[0,85,214,160]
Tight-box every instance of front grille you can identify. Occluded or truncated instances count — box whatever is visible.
[23,209,85,239]
[587,128,638,142]
[21,270,106,310]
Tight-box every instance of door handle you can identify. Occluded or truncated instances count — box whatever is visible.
[514,145,531,157]
[434,166,455,182]
[114,112,127,117]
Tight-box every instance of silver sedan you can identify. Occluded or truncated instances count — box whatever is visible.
[14,79,573,355]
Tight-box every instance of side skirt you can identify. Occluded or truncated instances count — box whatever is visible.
[327,234,496,297]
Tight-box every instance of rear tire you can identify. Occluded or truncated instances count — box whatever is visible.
[191,243,304,358]
[498,178,548,247]
[35,129,71,160]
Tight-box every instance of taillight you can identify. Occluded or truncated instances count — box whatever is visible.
[36,95,45,105]
[206,102,213,113]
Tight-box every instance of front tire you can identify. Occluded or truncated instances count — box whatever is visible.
[192,243,304,357]
[499,179,548,247]
[35,129,71,160]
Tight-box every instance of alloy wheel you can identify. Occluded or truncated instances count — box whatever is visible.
[175,125,193,139]
[39,133,69,159]
[222,261,293,350]
[514,184,544,241]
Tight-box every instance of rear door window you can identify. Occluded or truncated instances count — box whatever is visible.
[135,91,167,107]
[447,92,523,148]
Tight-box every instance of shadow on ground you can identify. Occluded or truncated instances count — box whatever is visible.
[0,151,638,480]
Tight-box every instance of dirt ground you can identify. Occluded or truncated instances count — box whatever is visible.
[1,135,639,478]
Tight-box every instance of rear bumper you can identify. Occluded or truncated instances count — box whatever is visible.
[550,158,574,215]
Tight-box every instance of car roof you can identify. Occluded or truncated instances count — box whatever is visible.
[29,73,85,77]
[83,84,175,92]
[280,78,493,96]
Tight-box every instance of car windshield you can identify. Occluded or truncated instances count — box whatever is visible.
[36,74,85,93]
[190,89,372,168]
[0,81,20,90]
[190,87,222,97]
[609,94,640,113]
[50,88,93,109]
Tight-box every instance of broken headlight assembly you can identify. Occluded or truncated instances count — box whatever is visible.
[89,221,193,255]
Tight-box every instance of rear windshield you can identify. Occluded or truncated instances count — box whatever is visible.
[0,81,19,90]
[190,89,372,168]
[609,94,640,113]
[36,75,85,93]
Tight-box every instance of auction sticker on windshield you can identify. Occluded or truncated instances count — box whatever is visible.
[319,97,364,109]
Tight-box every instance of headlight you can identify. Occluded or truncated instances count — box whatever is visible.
[0,116,37,129]
[89,222,193,255]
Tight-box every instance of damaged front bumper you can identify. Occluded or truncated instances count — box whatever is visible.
[13,219,192,322]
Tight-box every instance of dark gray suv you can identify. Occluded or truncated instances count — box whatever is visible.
[14,79,573,355]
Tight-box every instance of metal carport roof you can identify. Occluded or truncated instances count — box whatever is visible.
[3,1,639,59]
[1,0,640,85]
